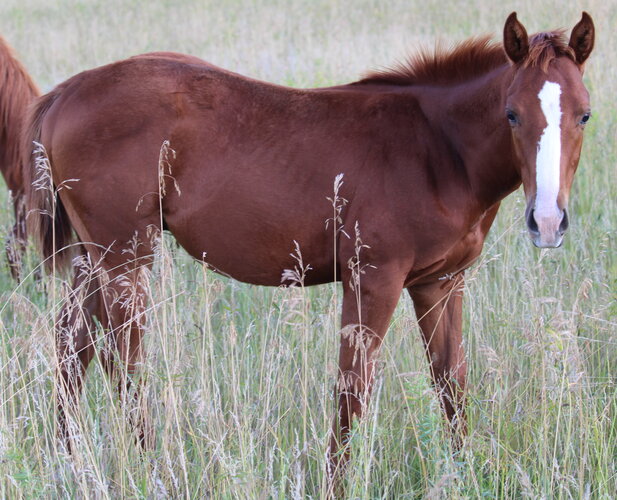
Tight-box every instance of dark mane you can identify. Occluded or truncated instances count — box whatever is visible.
[357,31,575,86]
[358,36,506,86]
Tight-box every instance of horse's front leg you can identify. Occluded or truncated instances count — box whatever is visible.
[407,273,467,442]
[328,265,404,478]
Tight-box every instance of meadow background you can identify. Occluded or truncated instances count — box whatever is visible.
[0,0,615,498]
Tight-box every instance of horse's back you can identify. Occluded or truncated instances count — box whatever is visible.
[33,52,470,285]
[35,55,354,282]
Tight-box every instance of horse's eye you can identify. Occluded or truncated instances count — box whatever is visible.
[580,113,591,125]
[506,110,518,125]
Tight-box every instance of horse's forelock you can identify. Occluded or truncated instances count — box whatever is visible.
[522,31,577,71]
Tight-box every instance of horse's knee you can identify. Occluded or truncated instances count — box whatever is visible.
[429,350,466,384]
[337,388,364,422]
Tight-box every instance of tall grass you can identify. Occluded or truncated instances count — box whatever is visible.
[0,0,615,498]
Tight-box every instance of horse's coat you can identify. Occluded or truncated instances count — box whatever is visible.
[22,12,594,474]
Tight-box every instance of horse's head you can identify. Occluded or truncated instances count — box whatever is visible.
[502,12,594,248]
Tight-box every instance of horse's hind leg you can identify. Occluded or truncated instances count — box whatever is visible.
[56,265,103,449]
[100,264,153,448]
[6,223,23,280]
[6,202,26,281]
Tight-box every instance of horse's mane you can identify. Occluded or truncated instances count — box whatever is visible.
[0,35,39,193]
[358,31,575,86]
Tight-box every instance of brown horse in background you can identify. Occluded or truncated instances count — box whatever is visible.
[23,12,594,478]
[0,35,39,279]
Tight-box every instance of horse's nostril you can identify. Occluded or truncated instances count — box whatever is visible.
[526,208,539,234]
[559,209,569,234]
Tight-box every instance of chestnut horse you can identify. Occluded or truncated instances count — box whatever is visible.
[24,12,594,472]
[0,35,39,279]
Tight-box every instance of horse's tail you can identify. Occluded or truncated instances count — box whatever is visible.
[23,87,75,274]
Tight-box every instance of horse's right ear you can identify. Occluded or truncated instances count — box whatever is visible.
[503,12,529,64]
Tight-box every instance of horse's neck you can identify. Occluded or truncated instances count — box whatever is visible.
[427,65,522,211]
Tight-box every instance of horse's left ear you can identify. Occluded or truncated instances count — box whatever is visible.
[503,12,529,64]
[569,12,595,65]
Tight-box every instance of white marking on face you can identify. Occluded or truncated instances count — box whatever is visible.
[535,81,562,219]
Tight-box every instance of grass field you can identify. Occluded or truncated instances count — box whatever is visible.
[0,0,615,498]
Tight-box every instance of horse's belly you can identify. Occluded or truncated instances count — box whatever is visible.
[167,210,335,286]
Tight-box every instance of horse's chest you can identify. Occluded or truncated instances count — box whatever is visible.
[442,227,485,273]
[406,209,493,286]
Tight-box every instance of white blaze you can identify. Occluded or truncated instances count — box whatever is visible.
[535,81,562,218]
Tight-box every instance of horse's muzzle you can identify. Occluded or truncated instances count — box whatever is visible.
[526,204,569,248]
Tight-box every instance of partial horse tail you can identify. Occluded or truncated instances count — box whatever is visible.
[0,35,39,195]
[22,87,75,274]
[0,35,40,279]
